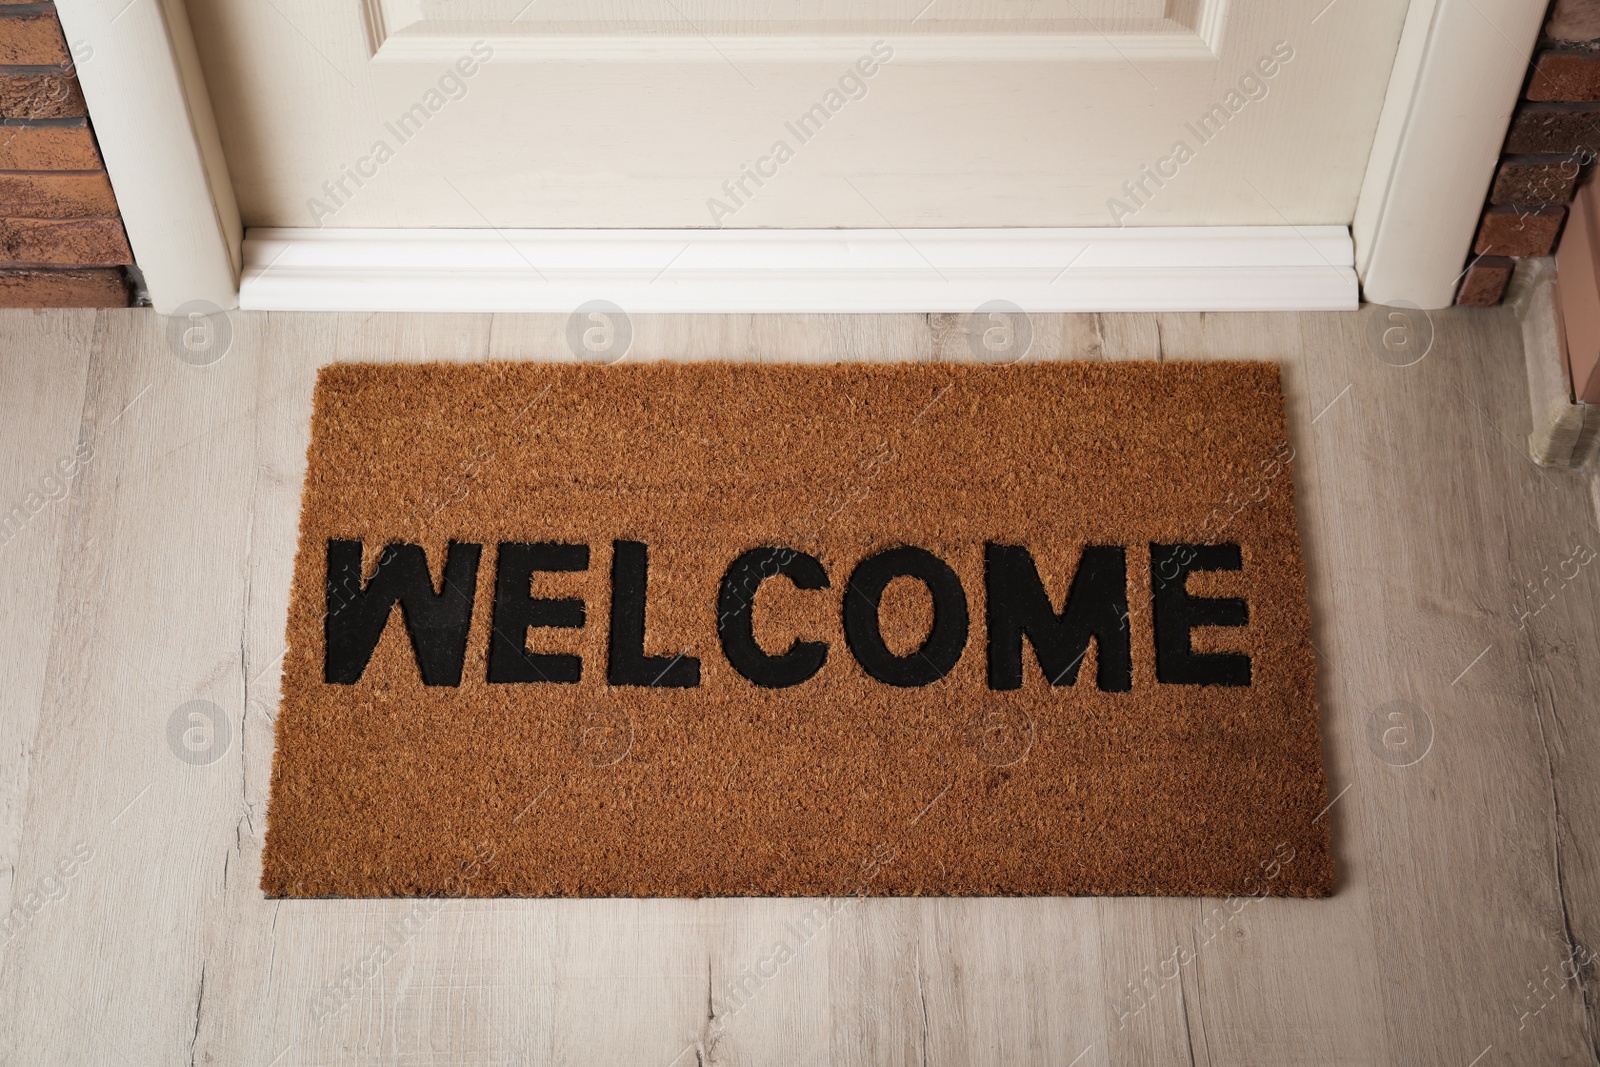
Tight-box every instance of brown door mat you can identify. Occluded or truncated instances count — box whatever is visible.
[261,360,1333,899]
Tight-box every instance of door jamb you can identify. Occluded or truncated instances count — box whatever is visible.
[55,0,240,313]
[1352,0,1547,309]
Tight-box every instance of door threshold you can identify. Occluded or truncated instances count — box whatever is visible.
[239,226,1358,314]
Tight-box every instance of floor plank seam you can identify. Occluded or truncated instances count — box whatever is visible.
[187,959,207,1067]
[915,937,930,1067]
[1528,657,1600,1066]
[1178,976,1199,1067]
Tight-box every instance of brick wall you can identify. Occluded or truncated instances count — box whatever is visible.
[0,1,133,307]
[1458,0,1600,306]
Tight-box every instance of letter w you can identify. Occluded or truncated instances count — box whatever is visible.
[985,544,1131,692]
[325,539,481,686]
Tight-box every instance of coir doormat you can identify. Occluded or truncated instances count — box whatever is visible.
[262,360,1332,899]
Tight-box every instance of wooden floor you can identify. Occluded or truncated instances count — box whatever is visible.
[1,306,1597,1066]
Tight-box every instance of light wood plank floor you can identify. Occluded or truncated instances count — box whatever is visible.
[0,306,1596,1066]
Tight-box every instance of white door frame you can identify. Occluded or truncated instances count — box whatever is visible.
[58,0,1541,314]
[55,0,239,314]
[1354,0,1548,308]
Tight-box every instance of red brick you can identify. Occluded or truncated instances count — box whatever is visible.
[1474,206,1566,256]
[1505,105,1600,155]
[1455,256,1514,306]
[0,70,85,119]
[1529,50,1600,101]
[0,217,131,265]
[0,267,128,307]
[1489,157,1582,206]
[0,123,100,170]
[0,172,117,218]
[1548,0,1600,42]
[0,14,69,65]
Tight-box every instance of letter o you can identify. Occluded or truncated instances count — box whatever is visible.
[843,546,968,686]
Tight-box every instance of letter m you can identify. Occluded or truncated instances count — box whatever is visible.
[324,539,481,686]
[985,544,1131,692]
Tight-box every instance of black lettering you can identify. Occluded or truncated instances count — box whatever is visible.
[843,545,968,687]
[985,544,1131,691]
[607,540,700,687]
[1151,543,1251,686]
[324,539,481,686]
[717,547,830,688]
[487,542,588,684]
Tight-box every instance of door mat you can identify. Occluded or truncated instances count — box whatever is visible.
[261,360,1332,899]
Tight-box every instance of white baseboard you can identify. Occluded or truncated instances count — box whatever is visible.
[239,226,1358,314]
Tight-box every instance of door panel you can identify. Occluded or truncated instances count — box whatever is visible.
[185,0,1411,229]
[409,0,1178,30]
[376,0,1200,57]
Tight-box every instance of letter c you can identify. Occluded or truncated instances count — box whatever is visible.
[717,547,830,688]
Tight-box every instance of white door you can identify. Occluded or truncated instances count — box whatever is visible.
[184,0,1412,232]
